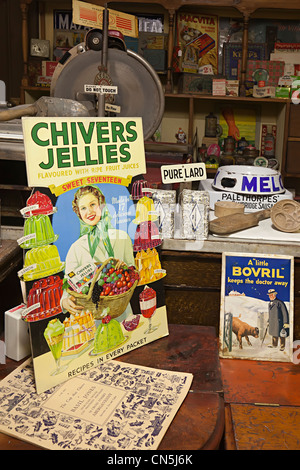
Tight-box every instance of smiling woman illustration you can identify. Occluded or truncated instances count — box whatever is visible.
[61,185,135,315]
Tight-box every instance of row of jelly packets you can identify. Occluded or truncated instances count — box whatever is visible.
[18,191,65,322]
[131,180,210,241]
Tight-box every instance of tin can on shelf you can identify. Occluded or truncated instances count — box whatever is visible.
[237,137,248,154]
[264,126,275,157]
[242,144,259,165]
[224,135,235,154]
[205,112,222,137]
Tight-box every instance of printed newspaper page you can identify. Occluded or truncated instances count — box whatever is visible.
[0,358,193,450]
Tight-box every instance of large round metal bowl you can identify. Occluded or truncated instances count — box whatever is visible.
[212,165,285,195]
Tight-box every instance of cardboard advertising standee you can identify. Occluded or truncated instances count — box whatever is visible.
[19,116,169,394]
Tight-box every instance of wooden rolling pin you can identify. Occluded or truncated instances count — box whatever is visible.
[209,209,271,235]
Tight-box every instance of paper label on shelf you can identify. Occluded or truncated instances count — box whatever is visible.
[189,202,202,232]
[198,64,213,75]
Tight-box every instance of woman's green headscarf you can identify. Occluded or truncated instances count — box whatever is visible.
[75,185,115,259]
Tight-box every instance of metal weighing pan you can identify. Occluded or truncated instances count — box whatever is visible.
[51,46,165,140]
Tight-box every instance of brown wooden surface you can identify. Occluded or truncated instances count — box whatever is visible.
[0,324,224,450]
[159,392,224,450]
[289,104,300,138]
[0,240,23,335]
[229,403,300,450]
[165,289,221,329]
[119,324,223,393]
[221,358,300,450]
[161,251,222,289]
[286,141,300,173]
[224,404,237,450]
[221,358,300,407]
[0,240,22,284]
[0,432,41,451]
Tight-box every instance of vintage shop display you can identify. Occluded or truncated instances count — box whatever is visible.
[4,0,300,389]
[196,105,279,170]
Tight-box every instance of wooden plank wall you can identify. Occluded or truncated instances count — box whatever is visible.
[0,0,38,103]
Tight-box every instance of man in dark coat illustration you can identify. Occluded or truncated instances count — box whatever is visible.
[267,288,289,351]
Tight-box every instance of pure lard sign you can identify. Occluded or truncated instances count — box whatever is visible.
[161,162,207,184]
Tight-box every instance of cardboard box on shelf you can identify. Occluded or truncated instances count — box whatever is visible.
[42,61,58,77]
[213,78,226,96]
[178,73,217,94]
[36,76,52,87]
[253,85,275,98]
[238,60,285,87]
[138,32,167,52]
[226,80,239,96]
[275,87,290,98]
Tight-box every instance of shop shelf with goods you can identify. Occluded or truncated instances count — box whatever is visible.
[161,93,287,174]
[15,1,300,196]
